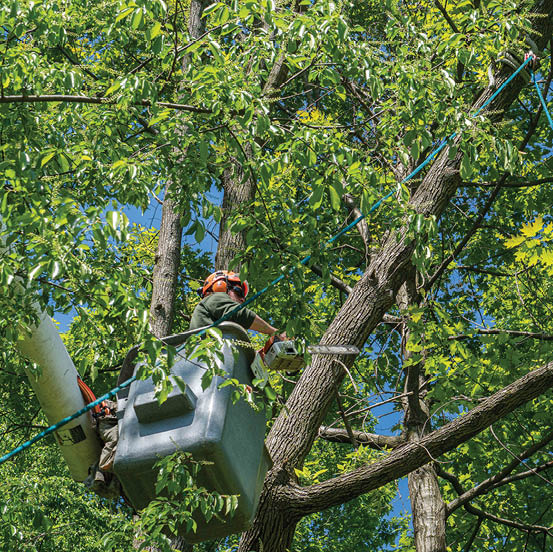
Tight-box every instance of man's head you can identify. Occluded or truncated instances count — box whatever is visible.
[227,286,246,304]
[199,270,249,302]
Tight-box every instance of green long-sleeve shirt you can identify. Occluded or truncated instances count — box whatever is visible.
[189,293,256,331]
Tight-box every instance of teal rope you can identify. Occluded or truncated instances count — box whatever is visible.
[474,54,533,116]
[532,70,553,132]
[0,53,536,468]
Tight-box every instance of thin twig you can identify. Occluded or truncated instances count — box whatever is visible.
[0,95,211,113]
[333,358,359,394]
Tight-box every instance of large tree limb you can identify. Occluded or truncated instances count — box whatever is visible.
[149,186,182,338]
[318,426,406,449]
[449,328,553,341]
[460,177,553,188]
[400,276,447,552]
[277,360,553,516]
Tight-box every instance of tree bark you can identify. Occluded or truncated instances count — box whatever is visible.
[318,426,406,449]
[342,192,371,264]
[149,185,183,338]
[398,280,447,552]
[214,145,256,271]
[409,464,447,552]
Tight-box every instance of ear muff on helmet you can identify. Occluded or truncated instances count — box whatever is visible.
[199,270,249,298]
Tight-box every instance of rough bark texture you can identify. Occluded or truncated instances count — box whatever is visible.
[214,145,256,271]
[237,6,553,549]
[398,280,447,552]
[409,464,447,552]
[149,186,183,338]
[318,426,406,449]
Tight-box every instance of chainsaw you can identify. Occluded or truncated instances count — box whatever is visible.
[251,336,359,384]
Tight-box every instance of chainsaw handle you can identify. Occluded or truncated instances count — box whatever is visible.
[258,333,290,361]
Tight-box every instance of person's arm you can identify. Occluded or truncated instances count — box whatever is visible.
[249,315,277,335]
[249,315,287,339]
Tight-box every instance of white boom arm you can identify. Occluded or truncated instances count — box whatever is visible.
[16,312,102,481]
[1,223,101,481]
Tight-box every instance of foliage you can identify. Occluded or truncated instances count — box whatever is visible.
[104,452,239,552]
[1,0,553,549]
[293,441,403,552]
[0,367,135,552]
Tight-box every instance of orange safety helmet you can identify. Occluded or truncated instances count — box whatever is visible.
[199,270,249,298]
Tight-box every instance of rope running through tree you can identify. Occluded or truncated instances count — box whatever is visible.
[1,52,548,466]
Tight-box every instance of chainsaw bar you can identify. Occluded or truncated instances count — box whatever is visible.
[307,345,359,355]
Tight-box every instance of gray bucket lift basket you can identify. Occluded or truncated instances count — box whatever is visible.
[113,322,271,543]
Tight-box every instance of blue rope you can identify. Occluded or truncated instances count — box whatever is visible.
[532,70,553,132]
[474,54,533,116]
[0,53,537,468]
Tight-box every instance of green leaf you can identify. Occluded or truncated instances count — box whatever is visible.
[116,6,134,22]
[310,179,324,208]
[328,181,342,211]
[131,8,144,29]
[40,151,56,167]
[28,263,45,282]
[150,21,162,40]
[199,141,208,162]
[195,222,205,243]
[459,153,473,180]
[106,210,119,230]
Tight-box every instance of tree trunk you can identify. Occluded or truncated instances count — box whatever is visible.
[149,185,182,338]
[398,281,447,552]
[408,464,447,552]
[214,144,256,271]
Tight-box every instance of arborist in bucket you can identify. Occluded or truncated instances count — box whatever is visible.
[189,270,286,339]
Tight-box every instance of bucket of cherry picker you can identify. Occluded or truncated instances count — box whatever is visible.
[113,322,271,543]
